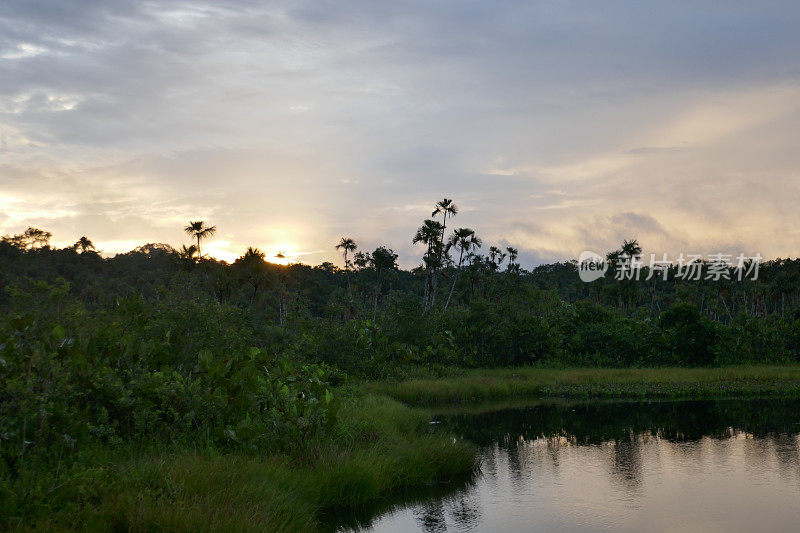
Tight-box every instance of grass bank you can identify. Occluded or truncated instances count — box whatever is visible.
[15,367,800,530]
[369,366,800,405]
[4,394,476,532]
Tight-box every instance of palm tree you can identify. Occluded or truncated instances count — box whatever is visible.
[335,237,357,270]
[179,244,198,259]
[242,246,265,261]
[445,228,482,309]
[178,244,198,272]
[413,219,445,273]
[621,239,642,259]
[606,239,642,276]
[488,246,506,271]
[413,220,444,250]
[506,246,519,271]
[184,221,216,257]
[73,236,96,253]
[413,219,444,310]
[235,247,267,304]
[432,198,458,265]
[335,237,357,297]
[607,238,642,310]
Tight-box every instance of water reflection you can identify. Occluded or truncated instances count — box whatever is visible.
[348,399,800,532]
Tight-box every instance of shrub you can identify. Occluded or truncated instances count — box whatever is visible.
[658,303,718,366]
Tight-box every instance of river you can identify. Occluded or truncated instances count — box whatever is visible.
[346,398,800,532]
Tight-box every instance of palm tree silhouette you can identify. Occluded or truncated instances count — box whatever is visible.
[488,246,506,271]
[445,228,482,309]
[335,237,357,270]
[335,237,358,296]
[413,220,444,252]
[184,221,216,257]
[606,239,642,272]
[73,236,96,253]
[414,219,444,309]
[242,246,265,261]
[506,246,519,271]
[179,244,198,259]
[178,244,199,272]
[606,239,642,309]
[621,239,642,259]
[235,247,267,304]
[432,198,458,265]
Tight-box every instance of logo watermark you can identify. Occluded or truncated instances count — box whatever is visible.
[578,250,608,282]
[578,251,763,283]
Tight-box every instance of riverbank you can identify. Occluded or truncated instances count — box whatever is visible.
[369,366,800,405]
[3,394,476,532]
[12,366,800,531]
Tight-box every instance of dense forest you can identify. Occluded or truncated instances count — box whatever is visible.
[3,198,800,523]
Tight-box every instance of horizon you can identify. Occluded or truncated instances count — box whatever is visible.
[2,218,786,274]
[3,1,800,268]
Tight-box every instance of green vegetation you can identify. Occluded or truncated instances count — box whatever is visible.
[3,394,475,531]
[372,366,800,405]
[4,197,800,529]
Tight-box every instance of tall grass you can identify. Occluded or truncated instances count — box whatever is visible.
[5,395,476,532]
[370,366,800,405]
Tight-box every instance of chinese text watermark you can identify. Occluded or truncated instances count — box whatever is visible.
[578,252,762,283]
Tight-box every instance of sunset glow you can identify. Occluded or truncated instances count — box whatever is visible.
[7,3,800,530]
[2,2,800,265]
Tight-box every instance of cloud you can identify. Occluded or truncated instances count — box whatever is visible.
[609,213,668,236]
[1,1,800,266]
[1,43,46,60]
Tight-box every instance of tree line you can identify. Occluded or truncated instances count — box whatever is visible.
[5,197,800,496]
[3,197,800,375]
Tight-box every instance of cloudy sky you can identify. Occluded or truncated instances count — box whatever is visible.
[2,1,800,267]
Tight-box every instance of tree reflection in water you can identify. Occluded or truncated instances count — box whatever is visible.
[345,399,800,532]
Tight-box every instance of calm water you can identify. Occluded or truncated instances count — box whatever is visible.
[344,399,800,532]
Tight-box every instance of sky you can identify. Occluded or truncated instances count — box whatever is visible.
[2,0,800,267]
